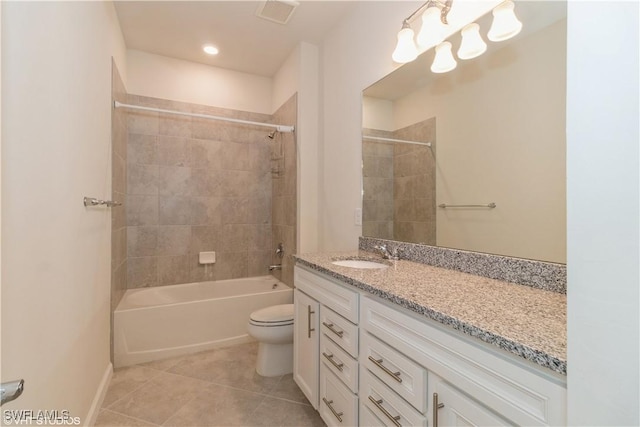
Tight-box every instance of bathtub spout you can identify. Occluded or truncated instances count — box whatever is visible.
[269,264,282,271]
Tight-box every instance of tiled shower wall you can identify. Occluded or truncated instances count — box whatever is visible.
[362,117,436,244]
[392,118,436,244]
[270,95,297,286]
[125,94,294,288]
[111,60,127,360]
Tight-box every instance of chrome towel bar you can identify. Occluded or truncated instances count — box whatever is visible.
[438,202,496,209]
[84,197,122,207]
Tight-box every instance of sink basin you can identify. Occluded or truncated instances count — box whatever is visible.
[331,260,389,269]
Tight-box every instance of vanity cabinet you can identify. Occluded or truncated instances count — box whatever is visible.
[294,266,361,425]
[293,288,320,409]
[294,264,567,426]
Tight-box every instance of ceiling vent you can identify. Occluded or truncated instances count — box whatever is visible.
[255,0,299,25]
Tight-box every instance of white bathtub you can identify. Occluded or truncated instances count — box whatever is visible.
[114,275,293,367]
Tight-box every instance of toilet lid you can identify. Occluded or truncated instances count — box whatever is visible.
[250,304,294,323]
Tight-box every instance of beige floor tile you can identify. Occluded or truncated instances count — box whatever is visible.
[107,372,210,425]
[95,409,159,426]
[140,354,186,372]
[248,397,325,427]
[269,374,311,405]
[168,343,282,394]
[103,366,162,407]
[162,384,265,426]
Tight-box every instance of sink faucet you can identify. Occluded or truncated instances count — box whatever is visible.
[269,264,282,271]
[374,244,400,260]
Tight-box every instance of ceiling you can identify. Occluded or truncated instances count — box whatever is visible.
[114,1,358,77]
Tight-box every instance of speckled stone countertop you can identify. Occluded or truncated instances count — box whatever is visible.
[294,251,567,376]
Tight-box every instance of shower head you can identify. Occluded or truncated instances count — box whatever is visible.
[268,130,277,139]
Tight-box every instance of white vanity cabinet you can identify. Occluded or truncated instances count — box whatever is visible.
[293,288,320,409]
[294,266,360,425]
[294,264,567,426]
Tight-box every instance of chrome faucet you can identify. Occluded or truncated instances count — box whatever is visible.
[374,244,400,260]
[269,264,282,271]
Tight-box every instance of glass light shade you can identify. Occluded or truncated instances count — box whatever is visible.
[457,23,487,60]
[488,0,523,42]
[392,26,419,63]
[417,6,446,49]
[431,41,457,73]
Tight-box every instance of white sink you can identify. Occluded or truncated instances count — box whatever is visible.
[331,260,389,269]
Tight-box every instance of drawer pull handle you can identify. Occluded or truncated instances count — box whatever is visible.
[368,356,402,383]
[322,397,344,423]
[433,393,445,427]
[322,352,344,371]
[307,305,315,338]
[368,396,402,427]
[322,321,344,338]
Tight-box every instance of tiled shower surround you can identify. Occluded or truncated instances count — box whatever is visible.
[363,117,436,244]
[124,94,297,288]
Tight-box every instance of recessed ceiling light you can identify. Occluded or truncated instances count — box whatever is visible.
[203,45,219,55]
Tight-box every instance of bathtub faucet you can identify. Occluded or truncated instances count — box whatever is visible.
[269,264,282,271]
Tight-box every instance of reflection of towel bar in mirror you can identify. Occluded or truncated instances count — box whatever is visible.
[363,135,432,147]
[438,203,496,209]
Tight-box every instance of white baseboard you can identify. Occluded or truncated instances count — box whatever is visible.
[85,363,113,426]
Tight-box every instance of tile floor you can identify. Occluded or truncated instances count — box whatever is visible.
[96,342,325,426]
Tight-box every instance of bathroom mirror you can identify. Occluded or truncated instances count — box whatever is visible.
[362,1,567,263]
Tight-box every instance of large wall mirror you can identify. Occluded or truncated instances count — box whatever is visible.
[362,1,566,264]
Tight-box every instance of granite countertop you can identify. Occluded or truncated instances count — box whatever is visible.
[294,250,567,376]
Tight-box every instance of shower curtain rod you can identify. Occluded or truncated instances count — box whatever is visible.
[363,135,432,147]
[113,101,295,133]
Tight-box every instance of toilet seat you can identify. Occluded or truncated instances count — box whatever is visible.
[249,304,294,327]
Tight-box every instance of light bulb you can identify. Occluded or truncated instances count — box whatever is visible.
[457,23,487,60]
[431,41,457,73]
[417,6,446,49]
[488,0,522,42]
[392,23,419,63]
[203,45,219,55]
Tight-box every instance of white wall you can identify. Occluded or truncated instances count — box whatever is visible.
[566,1,639,425]
[127,49,273,114]
[321,1,417,251]
[1,1,127,423]
[393,20,566,263]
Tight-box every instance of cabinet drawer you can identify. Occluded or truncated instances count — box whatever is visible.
[321,306,358,358]
[295,266,359,323]
[361,369,426,427]
[321,333,358,393]
[320,365,358,427]
[361,332,427,413]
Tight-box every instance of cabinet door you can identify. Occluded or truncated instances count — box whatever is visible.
[294,289,320,409]
[432,376,509,427]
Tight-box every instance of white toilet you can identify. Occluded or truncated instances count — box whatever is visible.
[247,303,294,377]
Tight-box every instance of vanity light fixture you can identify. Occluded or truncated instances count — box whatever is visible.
[431,41,457,73]
[457,23,487,60]
[203,45,219,55]
[391,0,522,72]
[487,0,522,42]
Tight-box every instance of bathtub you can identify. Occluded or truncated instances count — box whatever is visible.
[114,275,293,367]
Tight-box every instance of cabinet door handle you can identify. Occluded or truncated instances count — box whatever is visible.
[322,352,344,371]
[368,396,402,427]
[368,356,402,383]
[307,305,315,338]
[322,321,344,338]
[433,392,445,427]
[322,397,344,423]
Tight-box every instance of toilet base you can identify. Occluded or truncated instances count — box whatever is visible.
[256,342,293,377]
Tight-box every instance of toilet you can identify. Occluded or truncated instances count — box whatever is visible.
[247,303,294,377]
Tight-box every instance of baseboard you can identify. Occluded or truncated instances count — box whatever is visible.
[85,363,113,425]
